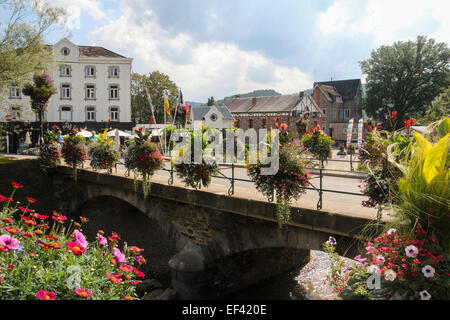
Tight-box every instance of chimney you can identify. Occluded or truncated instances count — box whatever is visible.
[299,91,304,99]
[251,97,257,105]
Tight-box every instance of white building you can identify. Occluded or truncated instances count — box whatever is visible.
[1,38,133,131]
[190,105,235,130]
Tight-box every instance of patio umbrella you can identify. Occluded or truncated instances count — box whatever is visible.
[107,129,131,137]
[76,129,92,138]
[24,131,32,146]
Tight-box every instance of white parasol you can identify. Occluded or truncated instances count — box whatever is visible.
[76,129,92,138]
[107,129,131,137]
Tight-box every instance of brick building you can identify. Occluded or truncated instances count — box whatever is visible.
[225,79,363,142]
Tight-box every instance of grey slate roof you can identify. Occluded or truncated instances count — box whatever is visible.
[191,105,235,121]
[226,94,301,113]
[78,46,127,58]
[313,79,361,100]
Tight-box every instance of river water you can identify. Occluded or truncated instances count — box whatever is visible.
[225,250,342,300]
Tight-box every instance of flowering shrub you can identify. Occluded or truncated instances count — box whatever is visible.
[324,121,450,300]
[123,127,163,197]
[39,126,61,175]
[88,130,120,172]
[61,128,88,181]
[324,226,449,300]
[247,142,311,227]
[171,130,219,189]
[301,125,334,162]
[0,182,145,300]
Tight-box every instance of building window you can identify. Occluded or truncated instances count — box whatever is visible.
[109,84,119,100]
[86,106,96,121]
[60,65,71,77]
[109,106,119,121]
[108,66,119,78]
[10,87,21,99]
[11,105,22,120]
[210,113,218,122]
[85,84,96,100]
[322,109,326,115]
[262,118,267,128]
[60,106,72,121]
[344,109,350,119]
[85,66,96,77]
[61,84,71,99]
[61,47,70,56]
[248,118,254,128]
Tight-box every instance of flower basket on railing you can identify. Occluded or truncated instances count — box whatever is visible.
[123,127,163,197]
[61,128,88,181]
[171,129,219,189]
[88,130,120,173]
[39,125,61,175]
[301,125,334,164]
[247,141,311,227]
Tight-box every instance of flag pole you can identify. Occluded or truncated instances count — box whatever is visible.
[172,88,181,127]
[146,88,163,151]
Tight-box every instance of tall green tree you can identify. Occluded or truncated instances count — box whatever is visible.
[206,96,216,106]
[360,36,450,129]
[0,0,66,89]
[131,71,178,124]
[418,86,450,125]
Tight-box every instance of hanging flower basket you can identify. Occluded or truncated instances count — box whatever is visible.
[61,128,88,181]
[39,126,61,175]
[88,130,120,172]
[301,125,334,163]
[123,127,163,197]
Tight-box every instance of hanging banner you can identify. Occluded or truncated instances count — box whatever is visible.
[357,118,364,148]
[346,118,354,148]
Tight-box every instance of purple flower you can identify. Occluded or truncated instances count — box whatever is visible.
[113,247,127,263]
[354,255,368,263]
[74,229,88,248]
[97,233,107,246]
[328,236,337,245]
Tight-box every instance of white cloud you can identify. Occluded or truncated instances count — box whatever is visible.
[88,3,312,101]
[317,0,450,45]
[48,0,107,29]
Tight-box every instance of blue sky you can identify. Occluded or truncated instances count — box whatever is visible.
[40,0,450,102]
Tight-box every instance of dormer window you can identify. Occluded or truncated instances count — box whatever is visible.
[61,47,70,56]
[210,113,218,122]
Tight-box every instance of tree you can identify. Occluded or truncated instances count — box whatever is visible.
[206,96,216,106]
[0,0,66,90]
[131,71,178,124]
[417,86,450,125]
[360,36,450,129]
[22,73,57,140]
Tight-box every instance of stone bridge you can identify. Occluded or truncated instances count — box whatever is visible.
[0,159,377,298]
[47,164,375,299]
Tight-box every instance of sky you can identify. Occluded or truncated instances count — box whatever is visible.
[38,0,450,102]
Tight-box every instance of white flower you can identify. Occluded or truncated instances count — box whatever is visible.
[384,269,397,281]
[367,265,380,274]
[405,245,419,258]
[419,290,432,300]
[387,228,397,235]
[422,265,436,278]
[374,255,385,264]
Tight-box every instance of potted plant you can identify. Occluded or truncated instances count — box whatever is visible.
[38,125,61,175]
[61,127,88,181]
[88,129,120,173]
[301,125,334,164]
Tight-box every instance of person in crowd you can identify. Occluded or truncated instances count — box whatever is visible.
[88,131,98,143]
[58,130,64,145]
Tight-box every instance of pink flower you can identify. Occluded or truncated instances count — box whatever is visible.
[119,264,134,273]
[36,290,57,300]
[73,230,88,248]
[107,272,123,284]
[113,247,127,263]
[97,233,107,246]
[0,234,20,250]
[75,288,93,299]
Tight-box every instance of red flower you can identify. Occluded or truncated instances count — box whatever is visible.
[8,265,15,270]
[133,267,145,279]
[26,197,37,203]
[405,119,411,128]
[138,126,143,131]
[367,125,373,132]
[391,110,397,119]
[36,290,57,300]
[11,182,23,189]
[67,241,85,256]
[151,116,156,122]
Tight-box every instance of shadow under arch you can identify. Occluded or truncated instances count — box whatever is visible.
[73,195,180,283]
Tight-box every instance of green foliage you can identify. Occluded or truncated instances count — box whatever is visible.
[247,142,311,227]
[0,0,66,89]
[131,71,178,124]
[22,73,57,113]
[295,119,309,139]
[360,36,450,127]
[39,126,61,175]
[0,183,143,300]
[301,126,334,161]
[61,128,88,181]
[171,129,219,189]
[417,87,450,125]
[206,96,216,106]
[88,130,120,172]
